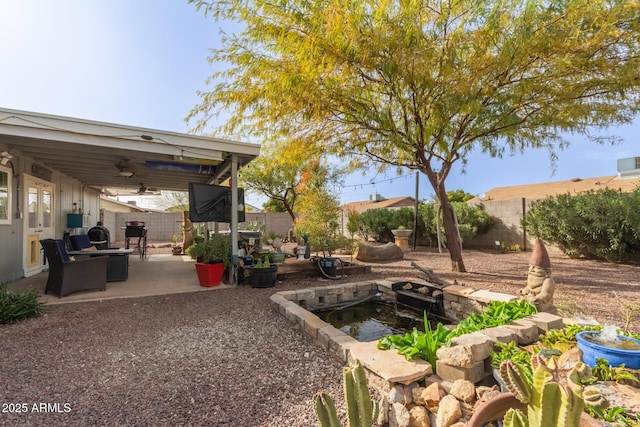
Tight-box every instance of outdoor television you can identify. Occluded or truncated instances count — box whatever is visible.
[188,183,246,223]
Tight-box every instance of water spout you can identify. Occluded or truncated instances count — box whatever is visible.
[600,325,619,343]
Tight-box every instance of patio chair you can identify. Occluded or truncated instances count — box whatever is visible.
[40,239,108,297]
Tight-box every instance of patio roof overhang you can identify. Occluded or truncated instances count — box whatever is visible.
[0,108,260,195]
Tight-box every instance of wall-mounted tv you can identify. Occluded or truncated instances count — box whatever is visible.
[188,183,246,223]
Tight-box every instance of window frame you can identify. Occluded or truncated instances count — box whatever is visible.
[0,164,12,225]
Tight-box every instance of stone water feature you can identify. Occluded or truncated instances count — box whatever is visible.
[270,256,639,425]
[270,279,566,426]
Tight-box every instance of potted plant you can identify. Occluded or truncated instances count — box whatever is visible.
[171,233,182,255]
[247,255,278,288]
[185,233,231,287]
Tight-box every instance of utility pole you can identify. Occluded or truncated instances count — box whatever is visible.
[413,172,419,250]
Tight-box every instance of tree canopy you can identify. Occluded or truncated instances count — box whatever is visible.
[190,0,640,271]
[238,143,344,222]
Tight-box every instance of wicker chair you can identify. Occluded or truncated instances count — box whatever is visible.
[40,239,108,297]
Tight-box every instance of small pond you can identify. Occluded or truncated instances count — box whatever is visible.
[314,300,439,342]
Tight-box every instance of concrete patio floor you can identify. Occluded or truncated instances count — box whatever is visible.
[7,253,232,305]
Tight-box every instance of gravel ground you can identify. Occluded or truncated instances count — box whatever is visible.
[1,246,638,426]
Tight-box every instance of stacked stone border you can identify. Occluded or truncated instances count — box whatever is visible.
[270,279,566,424]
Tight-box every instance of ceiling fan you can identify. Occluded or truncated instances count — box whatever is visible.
[137,183,158,195]
[114,158,135,178]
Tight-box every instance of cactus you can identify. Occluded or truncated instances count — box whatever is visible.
[313,360,380,427]
[500,353,603,427]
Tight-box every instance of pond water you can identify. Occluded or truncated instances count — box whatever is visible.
[315,301,433,342]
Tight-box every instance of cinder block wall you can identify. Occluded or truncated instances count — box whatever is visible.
[466,198,533,250]
[104,210,293,243]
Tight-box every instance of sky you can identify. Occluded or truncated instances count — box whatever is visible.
[1,1,638,208]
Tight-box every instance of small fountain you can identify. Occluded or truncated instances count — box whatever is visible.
[576,325,640,369]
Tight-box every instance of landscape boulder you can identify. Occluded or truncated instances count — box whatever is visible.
[355,242,404,262]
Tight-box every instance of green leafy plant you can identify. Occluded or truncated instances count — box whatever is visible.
[314,360,380,427]
[377,312,452,371]
[185,233,231,268]
[378,300,537,370]
[0,284,45,324]
[452,300,537,336]
[490,341,532,378]
[589,358,638,384]
[587,406,640,427]
[536,324,602,353]
[500,242,521,253]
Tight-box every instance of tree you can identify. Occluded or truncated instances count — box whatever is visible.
[156,191,189,212]
[189,0,640,271]
[262,198,286,212]
[238,143,344,222]
[447,190,475,203]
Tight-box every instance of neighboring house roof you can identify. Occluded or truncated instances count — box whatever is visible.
[245,203,262,213]
[471,175,640,202]
[343,196,416,213]
[100,196,160,213]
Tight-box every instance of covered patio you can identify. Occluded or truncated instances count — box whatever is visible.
[0,108,260,285]
[7,252,229,305]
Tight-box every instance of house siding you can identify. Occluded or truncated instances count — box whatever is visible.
[0,154,102,283]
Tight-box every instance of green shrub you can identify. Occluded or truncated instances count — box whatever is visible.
[356,208,395,242]
[0,285,45,324]
[419,202,494,246]
[522,188,640,263]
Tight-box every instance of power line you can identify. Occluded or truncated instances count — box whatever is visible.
[342,171,418,189]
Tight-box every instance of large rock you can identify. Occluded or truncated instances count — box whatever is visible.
[409,405,431,427]
[449,379,476,403]
[355,242,404,262]
[389,402,411,427]
[436,395,462,427]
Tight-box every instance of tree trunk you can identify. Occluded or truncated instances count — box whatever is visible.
[424,166,467,272]
[440,197,467,272]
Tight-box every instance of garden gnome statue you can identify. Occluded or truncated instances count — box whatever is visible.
[520,238,556,313]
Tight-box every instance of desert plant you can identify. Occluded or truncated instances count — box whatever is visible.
[0,284,45,324]
[500,353,598,427]
[313,360,380,427]
[253,255,271,268]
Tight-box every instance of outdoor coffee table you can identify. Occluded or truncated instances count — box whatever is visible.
[68,248,135,282]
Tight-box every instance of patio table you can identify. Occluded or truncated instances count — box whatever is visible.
[68,248,135,282]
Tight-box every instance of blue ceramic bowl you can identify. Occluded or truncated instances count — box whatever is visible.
[576,331,640,369]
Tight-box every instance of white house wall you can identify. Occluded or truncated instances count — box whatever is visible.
[0,149,101,283]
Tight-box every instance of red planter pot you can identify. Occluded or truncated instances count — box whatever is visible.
[195,262,224,287]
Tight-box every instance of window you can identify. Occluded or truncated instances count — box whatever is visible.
[0,165,12,224]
